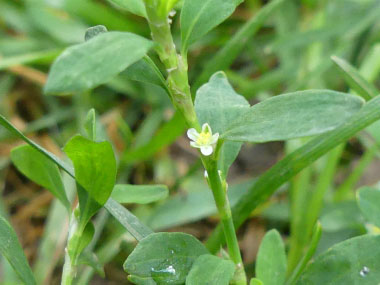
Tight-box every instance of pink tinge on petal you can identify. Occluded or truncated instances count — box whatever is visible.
[187,128,199,141]
[201,145,213,156]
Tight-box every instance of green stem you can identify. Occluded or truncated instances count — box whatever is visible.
[203,157,246,285]
[143,2,246,282]
[144,0,199,130]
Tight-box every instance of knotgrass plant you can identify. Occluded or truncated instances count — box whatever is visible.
[1,0,380,284]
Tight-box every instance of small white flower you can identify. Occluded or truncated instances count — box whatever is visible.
[187,123,219,156]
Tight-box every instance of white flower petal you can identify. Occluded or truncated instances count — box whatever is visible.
[190,141,200,148]
[202,123,211,134]
[200,145,213,156]
[187,128,199,141]
[211,133,219,144]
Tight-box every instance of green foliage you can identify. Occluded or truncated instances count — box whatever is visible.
[106,0,146,18]
[298,235,380,284]
[11,145,70,211]
[111,184,169,204]
[124,232,208,284]
[44,32,154,95]
[181,0,243,53]
[255,229,287,285]
[222,90,364,143]
[332,56,379,100]
[357,187,380,227]
[64,135,116,206]
[186,254,235,285]
[0,216,36,285]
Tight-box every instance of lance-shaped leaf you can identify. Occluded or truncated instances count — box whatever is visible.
[206,95,380,253]
[181,0,243,53]
[195,72,249,174]
[0,216,36,285]
[297,235,380,284]
[256,229,287,285]
[106,0,146,18]
[64,135,116,206]
[222,90,364,143]
[331,56,379,100]
[44,32,154,95]
[111,184,169,204]
[11,145,70,211]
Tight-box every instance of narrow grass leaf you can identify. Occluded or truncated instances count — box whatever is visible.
[104,199,153,241]
[111,184,168,204]
[181,0,243,53]
[0,216,36,285]
[195,0,285,87]
[222,90,364,143]
[186,254,235,285]
[11,145,70,211]
[331,56,379,100]
[256,229,287,285]
[124,232,208,284]
[44,32,154,95]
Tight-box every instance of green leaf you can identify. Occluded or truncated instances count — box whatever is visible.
[206,95,380,254]
[111,184,168,204]
[195,72,249,174]
[128,275,156,285]
[222,90,364,143]
[64,135,117,206]
[255,229,286,285]
[250,278,264,285]
[297,234,380,284]
[124,232,208,284]
[186,254,235,285]
[331,56,379,101]
[44,32,154,95]
[68,221,95,260]
[181,0,243,53]
[77,251,105,278]
[0,114,152,241]
[286,222,322,285]
[84,109,97,141]
[106,0,146,17]
[84,25,108,42]
[10,145,70,210]
[195,72,249,134]
[0,216,36,285]
[122,112,186,163]
[194,0,285,88]
[123,56,169,93]
[0,114,75,176]
[104,199,153,241]
[357,187,380,228]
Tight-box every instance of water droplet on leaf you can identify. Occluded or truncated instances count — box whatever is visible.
[360,266,370,277]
